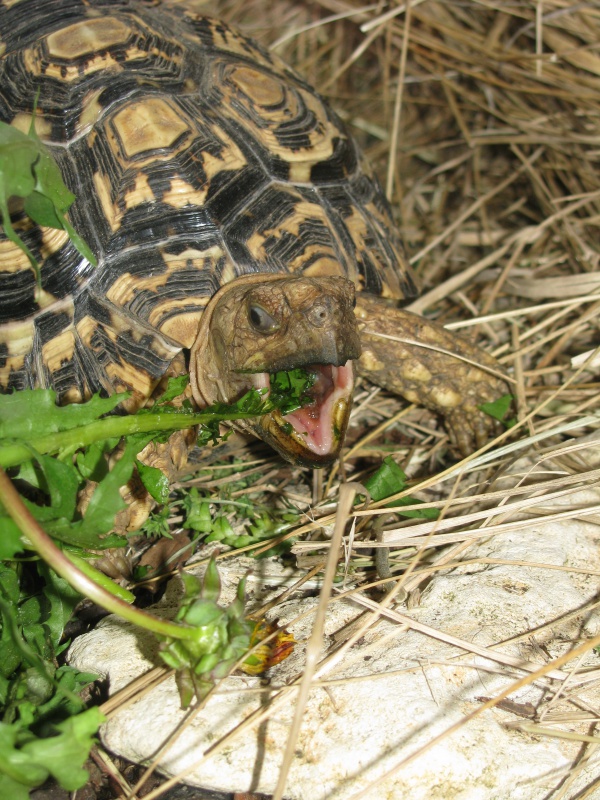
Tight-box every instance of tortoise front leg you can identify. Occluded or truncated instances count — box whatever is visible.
[354,294,510,455]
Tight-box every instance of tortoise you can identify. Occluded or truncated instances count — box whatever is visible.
[0,0,508,469]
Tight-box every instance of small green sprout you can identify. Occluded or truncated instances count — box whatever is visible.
[159,559,251,708]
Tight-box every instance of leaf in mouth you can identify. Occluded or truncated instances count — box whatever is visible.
[267,367,317,416]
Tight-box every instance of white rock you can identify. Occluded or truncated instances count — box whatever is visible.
[69,435,600,799]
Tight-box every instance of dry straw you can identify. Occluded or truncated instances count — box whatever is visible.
[122,2,600,798]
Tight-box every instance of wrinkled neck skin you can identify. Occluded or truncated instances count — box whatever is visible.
[190,274,361,467]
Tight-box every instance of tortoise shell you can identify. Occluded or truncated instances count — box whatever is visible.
[0,0,417,404]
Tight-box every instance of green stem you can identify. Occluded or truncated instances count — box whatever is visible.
[0,408,262,469]
[0,467,203,641]
[66,552,136,604]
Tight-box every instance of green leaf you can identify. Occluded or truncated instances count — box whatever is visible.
[156,375,190,404]
[0,124,39,272]
[80,434,151,534]
[0,559,95,730]
[140,505,171,538]
[479,393,516,427]
[202,557,221,603]
[364,456,408,502]
[24,189,66,230]
[0,196,37,275]
[0,567,23,680]
[0,564,19,606]
[233,534,254,548]
[0,591,58,727]
[205,514,235,543]
[0,517,24,559]
[183,489,213,533]
[27,141,97,266]
[8,444,136,549]
[30,665,96,724]
[137,459,170,504]
[0,771,31,800]
[0,390,127,442]
[178,571,202,605]
[0,122,38,197]
[23,666,54,707]
[0,722,48,788]
[75,438,116,481]
[268,368,317,415]
[0,707,103,792]
[30,147,75,216]
[363,457,439,520]
[25,707,103,789]
[60,215,98,266]
[0,119,97,272]
[18,595,43,630]
[39,566,81,650]
[32,519,125,551]
[21,454,79,523]
[183,601,222,628]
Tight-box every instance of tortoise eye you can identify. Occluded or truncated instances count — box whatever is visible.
[248,303,279,333]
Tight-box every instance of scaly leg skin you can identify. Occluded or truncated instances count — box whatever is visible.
[354,294,510,456]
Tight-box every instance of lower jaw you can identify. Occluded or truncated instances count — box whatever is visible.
[256,395,352,468]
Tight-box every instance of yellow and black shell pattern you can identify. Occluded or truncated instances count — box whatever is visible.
[0,0,417,404]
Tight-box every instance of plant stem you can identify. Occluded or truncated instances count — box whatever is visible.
[0,408,262,469]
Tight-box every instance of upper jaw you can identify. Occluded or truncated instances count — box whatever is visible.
[237,318,360,373]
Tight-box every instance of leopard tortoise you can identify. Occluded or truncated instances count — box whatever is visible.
[0,0,507,467]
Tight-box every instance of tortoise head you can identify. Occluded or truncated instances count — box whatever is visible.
[190,274,361,467]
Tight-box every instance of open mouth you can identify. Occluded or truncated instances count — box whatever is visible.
[251,360,354,460]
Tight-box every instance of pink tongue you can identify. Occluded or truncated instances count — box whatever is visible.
[283,362,353,456]
[250,362,353,457]
[289,367,334,434]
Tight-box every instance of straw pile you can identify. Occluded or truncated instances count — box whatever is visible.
[197,0,600,455]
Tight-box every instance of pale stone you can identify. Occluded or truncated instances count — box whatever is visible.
[69,435,600,799]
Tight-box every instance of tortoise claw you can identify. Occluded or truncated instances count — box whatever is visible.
[444,406,505,458]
